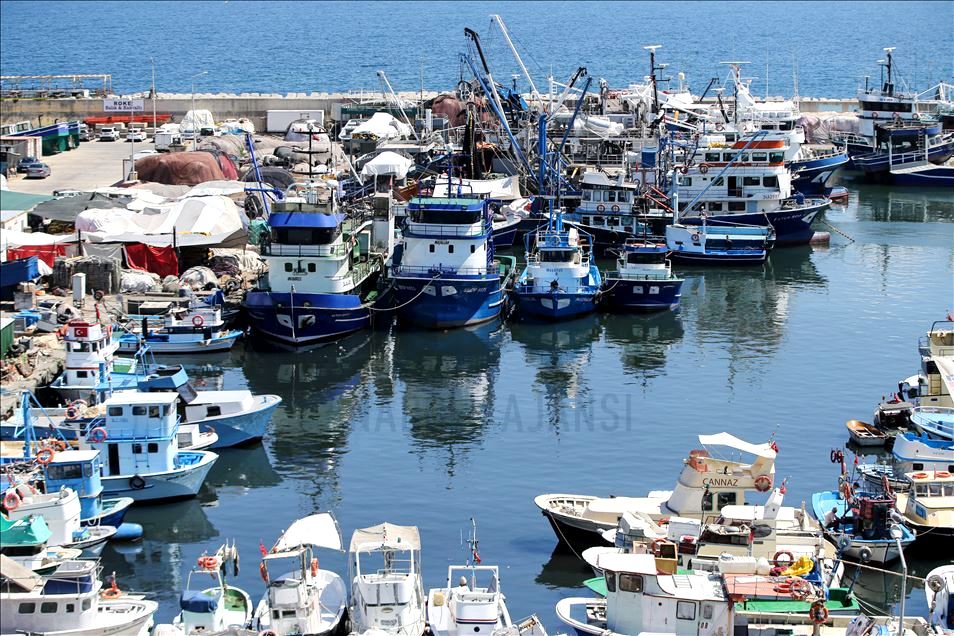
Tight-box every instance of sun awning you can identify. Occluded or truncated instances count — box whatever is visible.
[349,522,420,552]
[432,175,522,201]
[272,512,343,552]
[932,355,954,398]
[698,432,777,459]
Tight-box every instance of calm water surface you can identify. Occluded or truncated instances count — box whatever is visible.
[99,180,953,627]
[1,1,952,96]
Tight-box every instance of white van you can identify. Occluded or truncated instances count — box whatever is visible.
[99,127,120,141]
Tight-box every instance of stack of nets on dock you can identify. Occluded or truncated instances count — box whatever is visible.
[52,255,122,294]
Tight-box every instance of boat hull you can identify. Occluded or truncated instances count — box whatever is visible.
[599,277,683,311]
[117,331,242,354]
[513,291,599,321]
[791,151,849,195]
[687,201,829,246]
[244,290,371,346]
[390,274,509,329]
[853,141,954,175]
[668,249,767,265]
[888,166,954,187]
[82,497,135,528]
[204,395,281,448]
[101,451,216,503]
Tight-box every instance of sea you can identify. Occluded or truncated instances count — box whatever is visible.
[1,1,953,96]
[94,177,951,628]
[3,1,954,630]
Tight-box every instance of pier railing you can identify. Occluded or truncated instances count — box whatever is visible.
[403,220,492,239]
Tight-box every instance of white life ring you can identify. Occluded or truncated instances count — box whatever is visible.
[596,204,606,213]
[611,204,620,212]
[690,233,700,242]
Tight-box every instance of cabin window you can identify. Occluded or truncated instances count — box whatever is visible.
[307,263,316,273]
[607,191,617,203]
[540,249,575,263]
[752,152,767,162]
[723,153,735,162]
[677,601,696,620]
[607,217,620,227]
[702,603,714,620]
[707,202,723,212]
[148,406,160,418]
[620,191,631,203]
[132,406,147,416]
[41,602,57,614]
[717,492,737,508]
[108,405,124,418]
[148,443,159,453]
[284,263,293,272]
[929,483,942,496]
[949,465,954,473]
[47,463,84,480]
[702,492,714,511]
[133,444,143,454]
[743,176,761,187]
[82,599,91,611]
[604,570,616,593]
[619,574,643,593]
[470,245,476,254]
[594,216,605,225]
[65,603,75,613]
[582,190,592,201]
[76,371,88,378]
[19,602,36,614]
[163,405,172,416]
[763,176,778,188]
[913,463,923,470]
[207,406,222,417]
[429,244,435,253]
[728,202,746,212]
[705,152,721,162]
[769,152,784,163]
[677,176,692,187]
[448,245,454,254]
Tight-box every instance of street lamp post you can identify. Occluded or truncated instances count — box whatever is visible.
[151,58,157,135]
[190,71,208,150]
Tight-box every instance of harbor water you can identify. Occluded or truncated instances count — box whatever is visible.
[1,1,952,96]
[102,180,953,627]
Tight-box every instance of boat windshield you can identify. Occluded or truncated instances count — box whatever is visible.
[539,249,577,263]
[409,208,482,225]
[626,252,665,265]
[272,226,340,245]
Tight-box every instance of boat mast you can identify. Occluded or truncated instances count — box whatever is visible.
[490,15,542,109]
[644,45,662,117]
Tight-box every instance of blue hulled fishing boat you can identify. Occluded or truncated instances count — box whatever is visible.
[600,239,683,311]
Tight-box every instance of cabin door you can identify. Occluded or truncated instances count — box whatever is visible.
[107,443,121,476]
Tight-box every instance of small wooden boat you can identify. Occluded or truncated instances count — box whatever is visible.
[845,419,888,447]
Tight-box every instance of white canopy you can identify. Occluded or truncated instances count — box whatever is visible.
[180,109,215,131]
[360,151,414,179]
[349,522,421,552]
[352,112,413,141]
[272,513,343,552]
[698,432,777,459]
[933,355,954,398]
[1,230,76,247]
[432,176,522,201]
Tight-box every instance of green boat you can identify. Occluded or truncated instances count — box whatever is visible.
[0,514,82,575]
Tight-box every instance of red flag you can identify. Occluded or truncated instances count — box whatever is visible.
[259,541,268,557]
[473,549,481,564]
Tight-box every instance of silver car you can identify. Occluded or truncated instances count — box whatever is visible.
[25,163,51,178]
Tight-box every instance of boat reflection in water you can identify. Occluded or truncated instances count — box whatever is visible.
[391,321,505,474]
[600,310,684,380]
[535,546,597,590]
[509,315,602,433]
[204,443,282,493]
[852,183,954,224]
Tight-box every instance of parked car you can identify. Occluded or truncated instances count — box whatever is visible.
[25,163,51,179]
[16,156,41,173]
[78,124,93,141]
[99,127,120,141]
[126,129,148,142]
[53,189,82,198]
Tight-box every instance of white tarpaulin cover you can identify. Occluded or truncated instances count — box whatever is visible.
[272,513,343,552]
[75,195,248,247]
[352,112,413,140]
[433,176,522,201]
[180,109,215,131]
[360,151,414,179]
[933,355,954,399]
[2,230,76,248]
[698,432,777,459]
[350,522,421,552]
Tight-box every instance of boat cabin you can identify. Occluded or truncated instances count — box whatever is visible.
[89,392,180,478]
[42,450,103,522]
[428,565,507,636]
[396,197,493,277]
[576,172,644,233]
[56,320,118,400]
[901,472,954,529]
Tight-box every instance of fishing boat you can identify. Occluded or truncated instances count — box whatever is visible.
[47,319,133,404]
[887,161,954,186]
[42,449,137,533]
[556,551,927,636]
[924,564,954,632]
[893,471,954,540]
[117,305,243,355]
[665,219,772,264]
[852,121,954,177]
[244,181,392,346]
[349,522,426,636]
[153,542,252,635]
[844,419,889,447]
[2,486,116,555]
[0,515,82,575]
[858,432,954,493]
[810,489,914,564]
[0,556,158,636]
[254,513,347,636]
[564,171,652,248]
[599,239,683,311]
[85,392,217,503]
[534,433,779,553]
[388,195,516,329]
[513,215,601,321]
[910,406,954,441]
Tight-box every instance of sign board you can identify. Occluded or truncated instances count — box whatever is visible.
[103,98,144,112]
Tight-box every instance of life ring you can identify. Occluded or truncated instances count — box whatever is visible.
[699,163,709,174]
[51,439,68,452]
[310,558,319,577]
[3,491,21,511]
[611,204,620,213]
[935,471,951,478]
[198,556,217,570]
[928,575,945,592]
[773,550,794,565]
[809,601,829,624]
[858,547,873,563]
[88,427,108,444]
[596,204,606,213]
[912,112,921,121]
[129,475,146,490]
[872,112,879,119]
[755,475,773,492]
[66,407,79,419]
[690,233,700,242]
[790,578,812,600]
[678,165,689,174]
[35,448,55,466]
[192,315,205,327]
[259,561,270,583]
[101,585,122,599]
[911,472,928,480]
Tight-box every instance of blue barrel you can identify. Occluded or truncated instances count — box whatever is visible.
[641,147,658,168]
